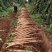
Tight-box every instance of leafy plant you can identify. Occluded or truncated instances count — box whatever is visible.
[24,46,32,51]
[31,14,43,24]
[7,7,14,13]
[1,11,9,17]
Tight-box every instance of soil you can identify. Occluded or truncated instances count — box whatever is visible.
[9,12,17,18]
[0,18,10,50]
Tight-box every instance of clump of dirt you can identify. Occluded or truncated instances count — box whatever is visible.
[9,12,17,18]
[0,18,10,50]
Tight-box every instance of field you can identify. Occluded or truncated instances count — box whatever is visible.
[0,0,52,52]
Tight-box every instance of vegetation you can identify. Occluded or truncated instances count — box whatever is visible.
[31,0,52,27]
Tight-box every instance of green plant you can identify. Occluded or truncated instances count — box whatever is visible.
[0,7,2,11]
[1,11,9,17]
[31,14,43,24]
[9,18,17,26]
[24,46,32,51]
[6,33,13,43]
[4,32,13,48]
[7,7,14,13]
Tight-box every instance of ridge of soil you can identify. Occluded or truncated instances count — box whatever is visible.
[5,8,52,52]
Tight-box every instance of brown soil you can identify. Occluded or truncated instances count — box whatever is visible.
[9,12,17,18]
[0,18,10,50]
